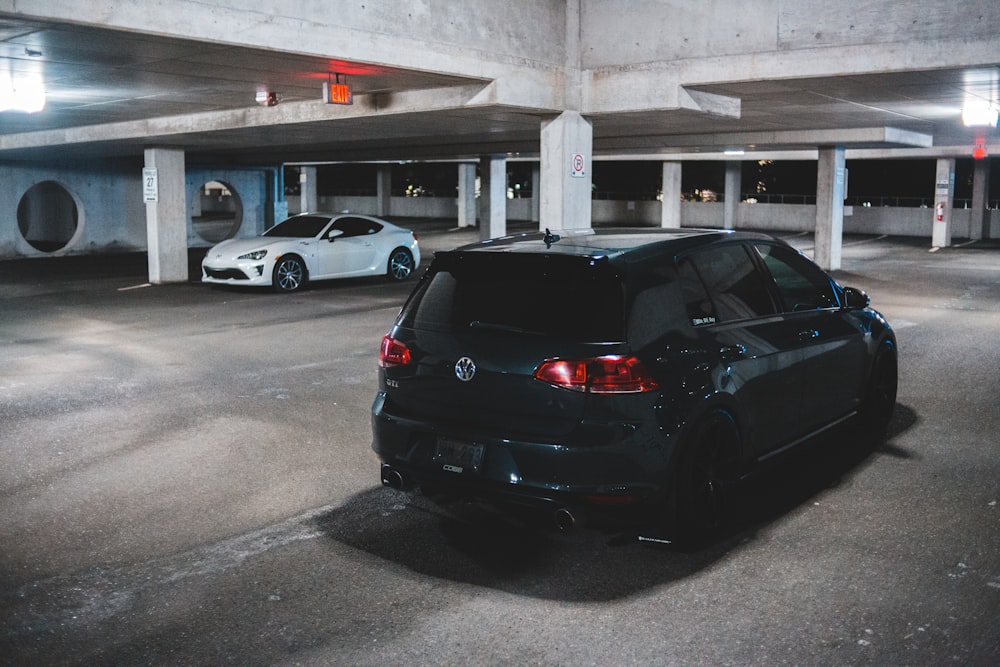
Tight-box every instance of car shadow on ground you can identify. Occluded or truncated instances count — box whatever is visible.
[313,405,919,603]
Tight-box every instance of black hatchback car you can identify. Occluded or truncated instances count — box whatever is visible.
[372,228,897,542]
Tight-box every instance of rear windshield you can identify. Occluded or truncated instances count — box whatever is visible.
[398,254,625,342]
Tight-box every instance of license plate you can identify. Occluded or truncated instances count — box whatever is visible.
[433,438,484,474]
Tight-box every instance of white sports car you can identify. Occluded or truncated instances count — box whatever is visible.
[201,213,420,292]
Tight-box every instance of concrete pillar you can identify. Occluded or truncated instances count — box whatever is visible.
[815,146,846,271]
[660,161,682,228]
[479,154,507,240]
[531,164,541,224]
[724,161,741,230]
[457,162,476,228]
[376,165,392,218]
[299,166,317,213]
[144,147,188,284]
[971,158,991,240]
[540,111,593,230]
[932,158,956,248]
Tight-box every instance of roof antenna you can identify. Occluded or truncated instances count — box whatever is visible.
[543,228,561,248]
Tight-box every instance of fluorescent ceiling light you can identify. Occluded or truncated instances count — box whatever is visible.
[962,100,998,127]
[0,75,46,113]
[724,149,745,156]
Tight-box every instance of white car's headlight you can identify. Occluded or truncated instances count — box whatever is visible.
[238,249,267,261]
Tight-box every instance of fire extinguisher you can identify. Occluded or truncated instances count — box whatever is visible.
[936,202,944,222]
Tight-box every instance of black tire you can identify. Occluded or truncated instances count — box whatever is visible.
[671,409,740,546]
[859,339,898,437]
[272,255,306,292]
[387,248,414,281]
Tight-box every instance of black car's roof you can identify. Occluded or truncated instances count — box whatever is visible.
[442,227,783,261]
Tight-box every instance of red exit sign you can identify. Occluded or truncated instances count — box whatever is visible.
[324,82,353,105]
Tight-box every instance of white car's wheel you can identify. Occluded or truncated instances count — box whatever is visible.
[387,248,414,281]
[273,256,306,292]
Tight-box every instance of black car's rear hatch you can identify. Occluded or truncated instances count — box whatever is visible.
[382,251,628,440]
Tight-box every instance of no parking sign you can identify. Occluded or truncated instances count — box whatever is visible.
[571,153,586,178]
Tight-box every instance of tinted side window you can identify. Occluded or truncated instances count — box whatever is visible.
[755,243,839,311]
[330,217,383,238]
[684,245,777,322]
[264,215,330,238]
[677,257,717,326]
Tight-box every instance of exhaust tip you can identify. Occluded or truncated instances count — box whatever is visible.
[554,508,577,531]
[381,466,404,490]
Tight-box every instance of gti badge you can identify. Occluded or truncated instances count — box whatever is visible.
[454,356,476,382]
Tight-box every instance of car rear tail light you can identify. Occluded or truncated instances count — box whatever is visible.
[379,335,411,368]
[534,355,659,394]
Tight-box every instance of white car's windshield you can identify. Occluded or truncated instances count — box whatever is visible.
[263,215,330,238]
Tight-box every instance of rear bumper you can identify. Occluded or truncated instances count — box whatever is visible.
[370,391,668,529]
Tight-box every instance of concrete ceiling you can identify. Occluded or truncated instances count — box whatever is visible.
[1,16,997,165]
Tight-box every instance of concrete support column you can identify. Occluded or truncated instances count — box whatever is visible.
[299,166,317,213]
[660,161,682,228]
[457,162,476,228]
[815,146,846,271]
[540,111,593,230]
[531,164,541,224]
[144,147,188,284]
[971,158,991,241]
[932,158,956,248]
[376,165,392,218]
[478,155,507,240]
[724,161,741,230]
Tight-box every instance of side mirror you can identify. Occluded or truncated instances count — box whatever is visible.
[842,286,870,310]
[327,229,344,242]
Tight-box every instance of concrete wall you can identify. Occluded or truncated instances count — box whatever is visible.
[0,162,272,258]
[582,0,999,69]
[186,169,269,247]
[0,159,146,259]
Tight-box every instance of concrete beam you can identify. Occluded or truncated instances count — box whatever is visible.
[0,83,550,155]
[678,88,741,119]
[597,127,933,154]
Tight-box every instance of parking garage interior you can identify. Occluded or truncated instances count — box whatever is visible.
[1,1,998,663]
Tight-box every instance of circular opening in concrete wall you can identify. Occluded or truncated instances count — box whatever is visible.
[192,180,243,243]
[17,181,80,253]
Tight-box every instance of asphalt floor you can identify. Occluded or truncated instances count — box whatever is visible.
[1,222,998,665]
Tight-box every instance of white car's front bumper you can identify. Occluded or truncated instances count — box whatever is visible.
[201,259,272,286]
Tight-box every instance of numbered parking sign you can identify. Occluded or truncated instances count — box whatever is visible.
[143,168,158,202]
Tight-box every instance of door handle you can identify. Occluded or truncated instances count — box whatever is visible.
[798,329,820,340]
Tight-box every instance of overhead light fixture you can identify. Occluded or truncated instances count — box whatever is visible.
[724,149,745,156]
[962,99,998,127]
[0,74,46,113]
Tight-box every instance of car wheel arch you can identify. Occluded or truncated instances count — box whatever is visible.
[272,253,309,292]
[386,246,415,281]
